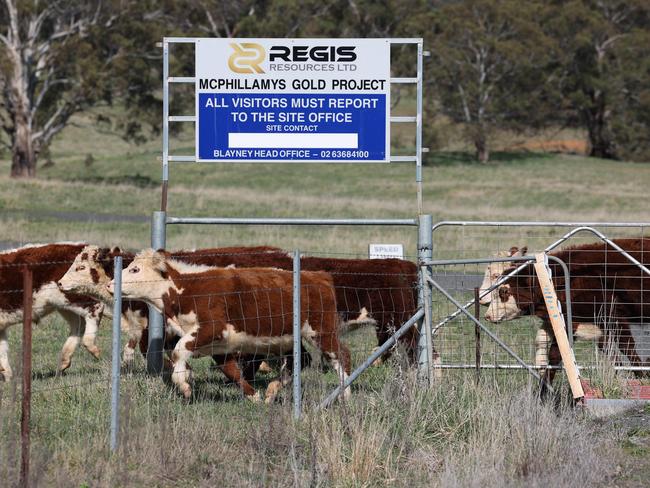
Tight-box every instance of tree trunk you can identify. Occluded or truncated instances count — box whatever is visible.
[4,0,38,177]
[10,114,36,178]
[585,94,616,159]
[587,45,617,160]
[474,133,490,163]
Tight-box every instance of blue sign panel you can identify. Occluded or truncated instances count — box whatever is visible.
[195,38,391,162]
[198,93,386,161]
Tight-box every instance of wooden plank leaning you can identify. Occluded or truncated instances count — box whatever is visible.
[533,253,585,402]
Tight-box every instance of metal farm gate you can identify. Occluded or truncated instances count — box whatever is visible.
[426,221,650,395]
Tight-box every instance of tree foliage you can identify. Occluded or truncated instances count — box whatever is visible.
[424,0,555,162]
[548,0,650,160]
[1,0,648,175]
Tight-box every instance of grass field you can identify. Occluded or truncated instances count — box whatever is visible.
[1,114,650,486]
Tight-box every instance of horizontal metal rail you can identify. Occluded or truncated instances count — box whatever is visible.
[390,77,417,83]
[167,157,402,164]
[432,221,650,231]
[167,155,416,163]
[435,364,563,370]
[164,37,423,45]
[168,77,195,83]
[390,116,416,123]
[172,114,413,124]
[434,364,650,371]
[168,115,195,122]
[167,217,418,226]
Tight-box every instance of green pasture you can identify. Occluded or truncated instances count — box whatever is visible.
[1,109,649,254]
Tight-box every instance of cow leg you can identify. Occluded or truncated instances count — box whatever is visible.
[432,348,442,380]
[213,354,260,401]
[257,361,273,373]
[80,308,102,360]
[617,321,645,377]
[373,319,419,367]
[264,358,292,404]
[239,344,311,381]
[58,310,84,373]
[0,329,12,381]
[535,321,552,368]
[122,317,144,366]
[539,338,561,400]
[400,321,420,365]
[123,334,140,366]
[170,334,196,399]
[596,330,622,366]
[313,332,352,400]
[371,327,396,366]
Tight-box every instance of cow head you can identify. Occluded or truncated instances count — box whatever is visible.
[478,246,527,305]
[484,266,535,323]
[484,284,522,322]
[58,245,121,303]
[110,249,171,311]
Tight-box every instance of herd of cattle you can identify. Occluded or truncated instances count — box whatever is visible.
[1,242,419,402]
[0,238,648,402]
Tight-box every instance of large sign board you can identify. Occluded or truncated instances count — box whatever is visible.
[196,38,390,162]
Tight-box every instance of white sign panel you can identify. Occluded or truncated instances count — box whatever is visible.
[369,244,404,260]
[196,38,390,162]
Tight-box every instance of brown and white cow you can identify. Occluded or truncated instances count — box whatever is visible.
[0,243,104,380]
[171,249,422,364]
[110,249,350,402]
[57,245,282,365]
[485,238,650,386]
[58,245,289,389]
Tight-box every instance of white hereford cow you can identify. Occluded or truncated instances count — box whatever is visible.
[0,243,104,380]
[109,249,350,402]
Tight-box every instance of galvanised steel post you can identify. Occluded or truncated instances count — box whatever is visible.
[148,211,166,374]
[20,267,33,488]
[292,250,301,420]
[417,214,434,386]
[110,256,122,452]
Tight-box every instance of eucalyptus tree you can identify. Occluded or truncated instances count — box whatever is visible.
[426,0,554,162]
[549,0,650,160]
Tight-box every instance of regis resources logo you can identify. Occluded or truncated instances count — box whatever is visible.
[228,43,265,74]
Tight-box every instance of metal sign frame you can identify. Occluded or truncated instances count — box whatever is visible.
[159,37,425,212]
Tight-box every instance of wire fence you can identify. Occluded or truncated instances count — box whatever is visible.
[0,242,425,483]
[3,230,650,484]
